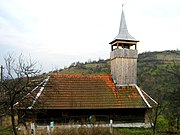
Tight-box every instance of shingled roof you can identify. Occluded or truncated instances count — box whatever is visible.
[15,74,157,110]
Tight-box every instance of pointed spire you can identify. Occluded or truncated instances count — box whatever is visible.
[114,7,137,41]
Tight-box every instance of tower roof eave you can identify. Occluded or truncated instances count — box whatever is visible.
[109,38,139,45]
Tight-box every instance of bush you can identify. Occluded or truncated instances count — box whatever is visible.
[157,115,168,131]
[0,126,13,135]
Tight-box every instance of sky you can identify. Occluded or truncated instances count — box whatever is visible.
[0,0,180,72]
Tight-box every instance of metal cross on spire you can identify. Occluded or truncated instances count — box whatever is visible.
[122,4,124,8]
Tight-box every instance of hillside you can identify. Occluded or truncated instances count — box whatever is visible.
[50,50,180,75]
[138,50,180,63]
[137,50,180,92]
[50,59,110,74]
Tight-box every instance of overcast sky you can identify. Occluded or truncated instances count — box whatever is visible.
[0,0,180,72]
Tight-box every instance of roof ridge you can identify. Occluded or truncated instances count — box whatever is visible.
[141,90,158,105]
[27,76,50,109]
[50,73,111,76]
[135,85,152,108]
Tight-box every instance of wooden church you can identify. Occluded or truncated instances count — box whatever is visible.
[16,8,157,128]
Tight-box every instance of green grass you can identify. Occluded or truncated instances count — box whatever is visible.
[84,63,95,68]
[60,67,108,74]
[60,69,89,74]
[113,128,156,135]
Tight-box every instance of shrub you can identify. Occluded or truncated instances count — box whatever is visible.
[157,115,168,131]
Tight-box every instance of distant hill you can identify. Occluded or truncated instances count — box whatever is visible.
[138,50,180,63]
[50,50,180,75]
[137,50,180,97]
[50,59,110,74]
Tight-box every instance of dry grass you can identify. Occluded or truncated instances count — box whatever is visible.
[18,126,114,135]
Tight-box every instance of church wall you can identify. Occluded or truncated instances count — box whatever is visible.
[19,108,146,125]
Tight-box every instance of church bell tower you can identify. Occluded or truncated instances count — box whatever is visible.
[109,7,139,85]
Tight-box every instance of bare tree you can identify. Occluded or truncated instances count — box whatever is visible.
[0,53,41,135]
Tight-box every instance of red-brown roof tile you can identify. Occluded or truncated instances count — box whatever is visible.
[16,74,156,109]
